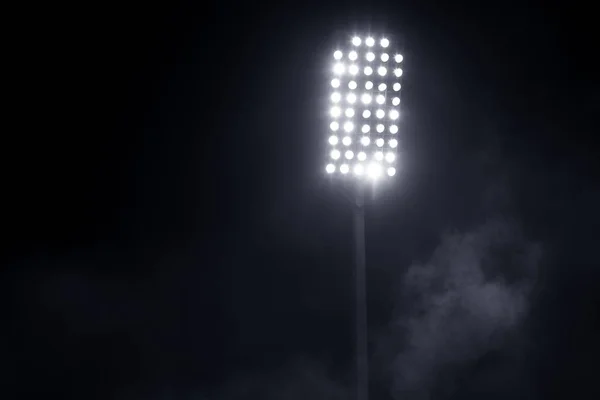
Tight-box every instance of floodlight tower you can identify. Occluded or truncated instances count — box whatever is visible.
[325,34,403,400]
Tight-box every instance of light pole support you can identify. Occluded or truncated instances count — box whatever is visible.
[353,184,368,400]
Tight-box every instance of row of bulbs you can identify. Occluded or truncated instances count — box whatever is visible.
[326,163,397,177]
[330,108,399,121]
[331,79,401,92]
[333,63,402,77]
[330,121,399,133]
[331,92,401,106]
[329,135,398,148]
[351,36,390,47]
[334,50,403,64]
[330,149,396,163]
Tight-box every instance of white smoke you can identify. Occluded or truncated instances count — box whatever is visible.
[388,218,542,399]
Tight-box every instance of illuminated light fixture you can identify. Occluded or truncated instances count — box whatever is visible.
[366,52,375,61]
[361,93,372,104]
[345,150,354,159]
[331,149,341,159]
[326,163,335,173]
[361,124,370,133]
[389,125,398,134]
[376,95,385,105]
[377,66,387,76]
[348,80,358,90]
[380,38,389,47]
[330,121,339,131]
[381,53,389,62]
[333,63,345,74]
[394,54,403,63]
[328,135,339,145]
[347,93,357,103]
[345,108,355,118]
[340,164,349,174]
[376,109,385,119]
[365,81,373,90]
[333,50,343,60]
[349,65,359,75]
[389,139,398,148]
[389,110,399,120]
[330,107,341,118]
[376,124,384,133]
[392,97,400,106]
[331,92,341,102]
[342,136,352,146]
[375,138,384,147]
[361,136,370,146]
[385,152,395,163]
[364,66,373,75]
[354,164,364,175]
[349,50,358,60]
[393,83,401,91]
[358,151,367,161]
[378,83,386,91]
[393,68,403,77]
[343,121,354,132]
[362,110,371,118]
[352,36,361,46]
[331,78,340,88]
[365,37,375,47]
[387,166,396,176]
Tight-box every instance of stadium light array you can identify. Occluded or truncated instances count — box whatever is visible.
[326,35,403,179]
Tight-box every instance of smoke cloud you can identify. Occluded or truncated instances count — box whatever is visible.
[387,218,542,399]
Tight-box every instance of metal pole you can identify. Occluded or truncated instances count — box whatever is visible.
[354,184,368,400]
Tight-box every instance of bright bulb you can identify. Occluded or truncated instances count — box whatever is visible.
[389,139,398,148]
[342,136,352,146]
[331,78,340,88]
[389,110,399,120]
[345,150,354,159]
[385,152,395,163]
[349,51,358,61]
[361,136,370,146]
[378,66,387,76]
[375,151,383,161]
[364,66,373,75]
[343,121,354,132]
[376,95,385,105]
[349,65,359,75]
[394,68,403,77]
[392,97,400,106]
[367,162,382,179]
[389,125,398,134]
[393,83,401,91]
[358,151,367,161]
[376,138,384,147]
[394,54,403,63]
[331,92,341,102]
[354,164,364,175]
[352,36,361,46]
[331,149,341,160]
[328,135,338,145]
[376,109,385,119]
[361,124,370,133]
[361,93,372,104]
[376,124,384,133]
[333,50,343,60]
[348,81,357,90]
[380,38,389,48]
[340,164,349,174]
[326,164,335,173]
[333,63,345,74]
[330,107,341,118]
[366,52,375,61]
[366,37,375,47]
[387,167,396,176]
[378,83,387,91]
[381,53,389,62]
[365,81,373,90]
[330,122,339,131]
[362,110,371,118]
[345,108,355,117]
[347,93,357,103]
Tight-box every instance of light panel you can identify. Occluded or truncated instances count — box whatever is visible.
[326,34,403,179]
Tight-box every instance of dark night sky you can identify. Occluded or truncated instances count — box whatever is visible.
[4,1,600,399]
